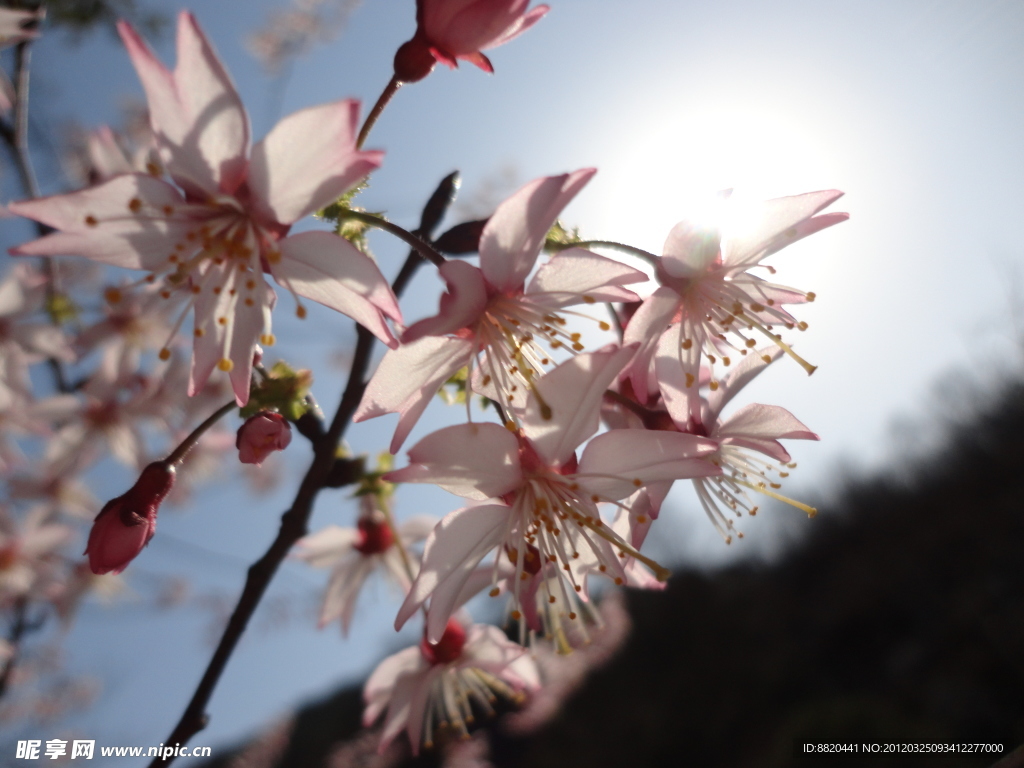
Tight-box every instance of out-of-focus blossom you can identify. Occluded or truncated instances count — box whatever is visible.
[356,170,645,452]
[297,496,434,635]
[363,619,539,754]
[62,103,157,187]
[247,0,358,73]
[0,506,74,606]
[623,191,847,426]
[84,461,175,575]
[0,343,79,475]
[77,284,183,381]
[0,6,41,49]
[390,347,719,642]
[9,12,399,405]
[394,0,549,81]
[44,349,173,473]
[236,411,292,465]
[0,264,75,365]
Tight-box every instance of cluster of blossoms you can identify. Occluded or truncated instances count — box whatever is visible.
[0,0,846,759]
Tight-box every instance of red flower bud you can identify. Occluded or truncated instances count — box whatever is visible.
[395,0,548,79]
[85,462,175,575]
[236,412,292,466]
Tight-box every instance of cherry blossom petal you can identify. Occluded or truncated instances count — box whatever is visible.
[404,667,440,754]
[378,670,421,752]
[762,211,849,260]
[525,247,646,308]
[706,347,782,423]
[399,515,442,544]
[718,403,818,442]
[465,625,529,670]
[424,0,547,54]
[247,100,383,226]
[189,262,233,398]
[295,525,361,567]
[364,646,422,726]
[622,286,681,402]
[395,503,512,643]
[660,221,721,278]
[272,231,400,348]
[522,345,637,466]
[119,13,250,197]
[226,275,274,404]
[9,175,193,270]
[577,430,719,500]
[479,169,595,292]
[322,556,375,634]
[87,126,135,179]
[654,319,705,428]
[723,190,845,268]
[401,261,488,343]
[354,336,474,453]
[485,3,549,49]
[387,423,521,500]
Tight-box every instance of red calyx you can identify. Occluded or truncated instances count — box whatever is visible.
[394,36,436,83]
[420,619,467,665]
[353,515,395,555]
[506,543,543,576]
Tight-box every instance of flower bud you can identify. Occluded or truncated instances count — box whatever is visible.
[398,0,549,76]
[237,411,292,466]
[85,462,175,575]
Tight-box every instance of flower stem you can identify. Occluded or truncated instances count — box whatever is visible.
[357,75,402,149]
[342,209,447,268]
[165,400,237,466]
[566,240,661,267]
[379,497,416,584]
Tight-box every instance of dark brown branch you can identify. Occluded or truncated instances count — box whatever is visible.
[0,598,32,700]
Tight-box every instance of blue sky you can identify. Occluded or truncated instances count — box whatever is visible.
[3,0,1024,755]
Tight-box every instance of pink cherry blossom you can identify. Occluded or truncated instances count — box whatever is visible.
[363,619,538,754]
[0,506,74,607]
[84,461,175,575]
[623,190,847,427]
[388,346,719,642]
[236,412,292,466]
[9,12,400,405]
[690,347,819,541]
[295,497,435,635]
[355,170,647,452]
[608,346,819,542]
[394,0,549,81]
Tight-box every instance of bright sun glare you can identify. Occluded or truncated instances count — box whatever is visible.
[587,103,836,257]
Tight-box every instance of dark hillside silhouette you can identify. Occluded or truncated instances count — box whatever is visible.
[205,377,1024,768]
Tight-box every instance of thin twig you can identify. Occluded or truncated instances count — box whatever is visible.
[0,598,31,701]
[567,239,660,267]
[343,209,447,268]
[165,400,237,466]
[357,75,402,150]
